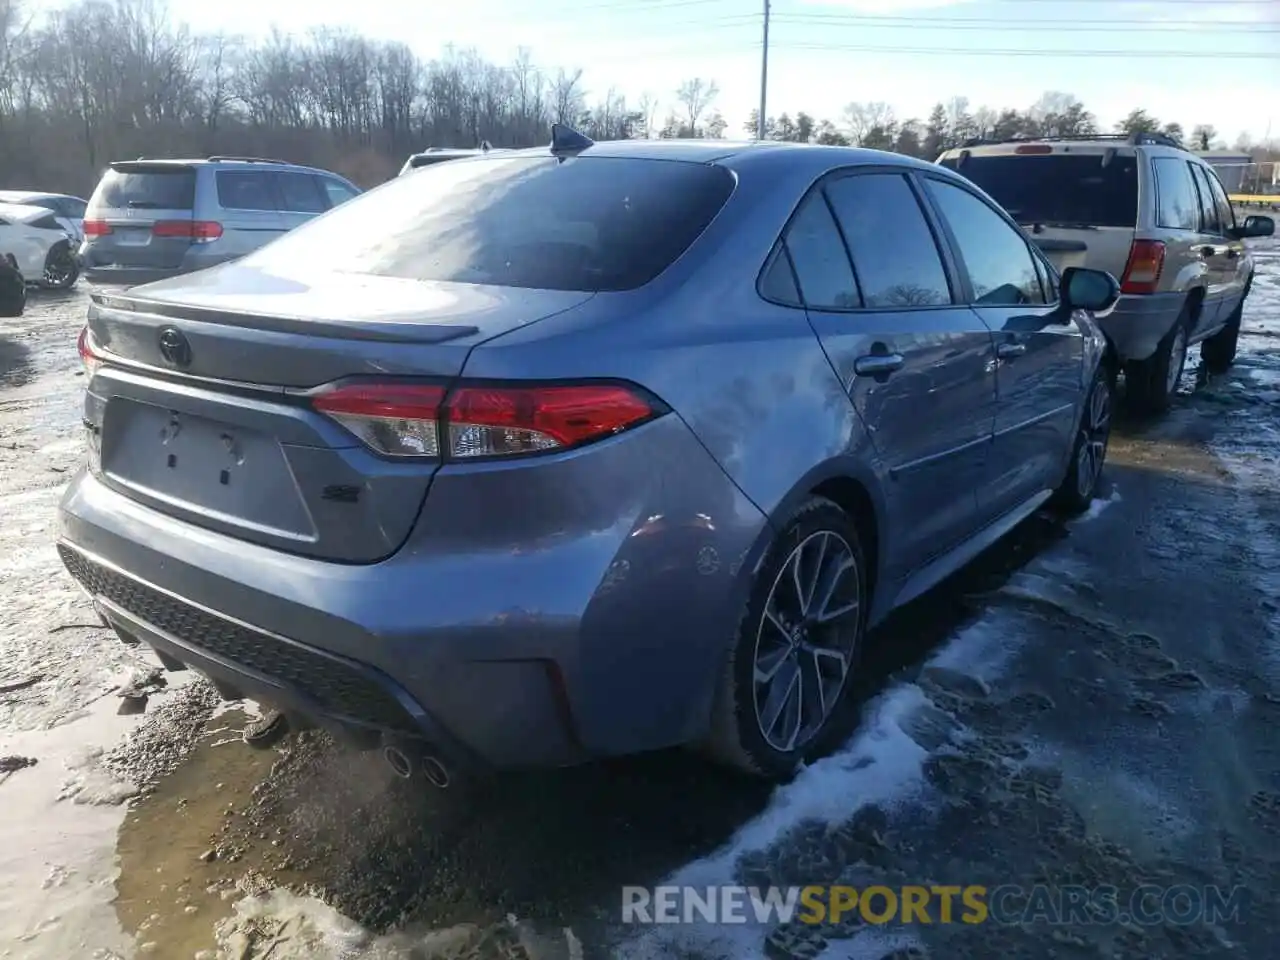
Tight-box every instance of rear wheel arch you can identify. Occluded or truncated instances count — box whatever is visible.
[1184,285,1206,325]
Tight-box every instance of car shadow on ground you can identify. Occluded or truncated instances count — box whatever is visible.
[0,331,33,387]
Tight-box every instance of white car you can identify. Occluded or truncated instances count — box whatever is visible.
[0,190,88,243]
[397,143,506,177]
[0,201,81,289]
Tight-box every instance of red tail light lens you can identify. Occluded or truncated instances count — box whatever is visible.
[446,384,656,458]
[152,220,223,242]
[82,219,112,237]
[1014,144,1053,155]
[311,381,661,460]
[1120,239,1166,295]
[77,325,103,376]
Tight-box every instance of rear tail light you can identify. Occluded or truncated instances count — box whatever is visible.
[77,325,102,376]
[152,220,223,243]
[82,219,112,237]
[311,381,662,460]
[1120,239,1166,295]
[1014,144,1053,155]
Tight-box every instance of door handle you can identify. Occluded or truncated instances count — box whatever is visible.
[854,353,905,377]
[996,342,1027,359]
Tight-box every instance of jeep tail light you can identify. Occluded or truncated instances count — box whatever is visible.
[311,381,662,460]
[1120,239,1166,295]
[82,219,112,237]
[77,325,102,376]
[152,220,223,243]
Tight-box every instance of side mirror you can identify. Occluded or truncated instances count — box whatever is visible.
[1233,215,1275,240]
[1061,266,1121,316]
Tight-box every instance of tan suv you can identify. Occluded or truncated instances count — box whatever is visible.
[937,133,1275,413]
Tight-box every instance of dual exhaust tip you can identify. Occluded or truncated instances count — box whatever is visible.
[382,742,451,788]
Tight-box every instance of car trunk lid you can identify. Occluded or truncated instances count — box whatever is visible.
[82,264,594,562]
[83,162,200,269]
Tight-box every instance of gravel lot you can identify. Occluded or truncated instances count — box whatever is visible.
[2,237,1278,960]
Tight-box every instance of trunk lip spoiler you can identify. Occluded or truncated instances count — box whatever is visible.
[89,290,482,345]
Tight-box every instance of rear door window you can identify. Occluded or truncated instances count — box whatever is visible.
[318,177,359,208]
[925,179,1045,305]
[95,166,196,211]
[782,192,861,309]
[243,155,735,293]
[824,173,953,308]
[1151,158,1200,231]
[1189,165,1222,234]
[216,171,279,212]
[940,153,1139,228]
[275,172,327,214]
[1203,169,1236,232]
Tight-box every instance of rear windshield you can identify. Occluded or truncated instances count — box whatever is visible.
[247,155,736,292]
[939,154,1138,228]
[94,166,196,211]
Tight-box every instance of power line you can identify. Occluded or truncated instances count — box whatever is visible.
[771,43,1280,59]
[771,14,1280,33]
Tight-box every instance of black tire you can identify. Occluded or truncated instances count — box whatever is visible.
[0,254,24,317]
[1125,299,1193,415]
[1052,364,1113,515]
[705,497,868,779]
[1201,280,1250,374]
[40,242,80,290]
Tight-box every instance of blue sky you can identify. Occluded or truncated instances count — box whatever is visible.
[35,0,1280,142]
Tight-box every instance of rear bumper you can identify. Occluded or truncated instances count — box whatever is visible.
[80,249,236,288]
[1095,291,1185,362]
[56,416,768,770]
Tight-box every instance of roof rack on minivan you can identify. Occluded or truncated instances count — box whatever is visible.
[958,131,1186,151]
[206,156,289,165]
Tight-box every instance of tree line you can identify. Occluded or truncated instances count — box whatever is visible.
[0,0,1272,197]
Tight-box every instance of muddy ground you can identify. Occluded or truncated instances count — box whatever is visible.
[1,237,1278,960]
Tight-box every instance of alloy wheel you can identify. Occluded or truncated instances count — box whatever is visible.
[43,247,77,288]
[751,530,861,754]
[1076,376,1112,500]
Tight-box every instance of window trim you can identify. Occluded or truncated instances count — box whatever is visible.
[754,163,965,315]
[916,171,1061,309]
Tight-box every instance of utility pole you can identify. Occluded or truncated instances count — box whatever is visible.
[757,0,770,140]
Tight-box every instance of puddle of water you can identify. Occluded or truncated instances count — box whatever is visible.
[0,694,139,959]
[114,709,280,958]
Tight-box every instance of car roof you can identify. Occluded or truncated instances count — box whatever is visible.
[0,201,58,222]
[937,135,1194,162]
[466,137,942,175]
[0,190,72,201]
[108,158,339,176]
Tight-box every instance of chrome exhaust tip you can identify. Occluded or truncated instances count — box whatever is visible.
[382,744,414,779]
[421,755,451,789]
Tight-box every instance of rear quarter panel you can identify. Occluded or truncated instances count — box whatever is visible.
[459,154,885,534]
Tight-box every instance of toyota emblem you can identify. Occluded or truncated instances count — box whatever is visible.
[157,326,192,368]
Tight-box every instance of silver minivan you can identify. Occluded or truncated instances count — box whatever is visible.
[80,156,361,286]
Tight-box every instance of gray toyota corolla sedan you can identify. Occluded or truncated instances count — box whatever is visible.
[59,126,1120,785]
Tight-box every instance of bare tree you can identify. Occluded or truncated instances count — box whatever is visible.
[842,101,895,145]
[636,91,658,138]
[675,77,718,136]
